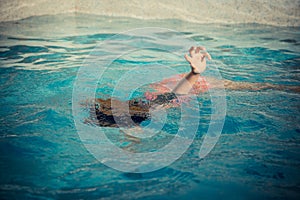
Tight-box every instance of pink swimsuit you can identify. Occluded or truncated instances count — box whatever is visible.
[144,73,210,105]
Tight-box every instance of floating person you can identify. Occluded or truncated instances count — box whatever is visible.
[90,46,299,128]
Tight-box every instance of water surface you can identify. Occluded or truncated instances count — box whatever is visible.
[0,14,300,199]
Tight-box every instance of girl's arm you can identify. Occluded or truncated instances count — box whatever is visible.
[172,46,211,94]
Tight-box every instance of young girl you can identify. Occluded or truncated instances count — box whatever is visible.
[92,46,299,128]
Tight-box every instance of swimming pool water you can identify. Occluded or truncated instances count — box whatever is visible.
[0,14,300,199]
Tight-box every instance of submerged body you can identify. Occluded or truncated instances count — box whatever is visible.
[92,74,299,128]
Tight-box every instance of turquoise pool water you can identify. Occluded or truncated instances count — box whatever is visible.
[0,14,300,199]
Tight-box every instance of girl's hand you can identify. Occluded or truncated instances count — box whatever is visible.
[184,46,211,74]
